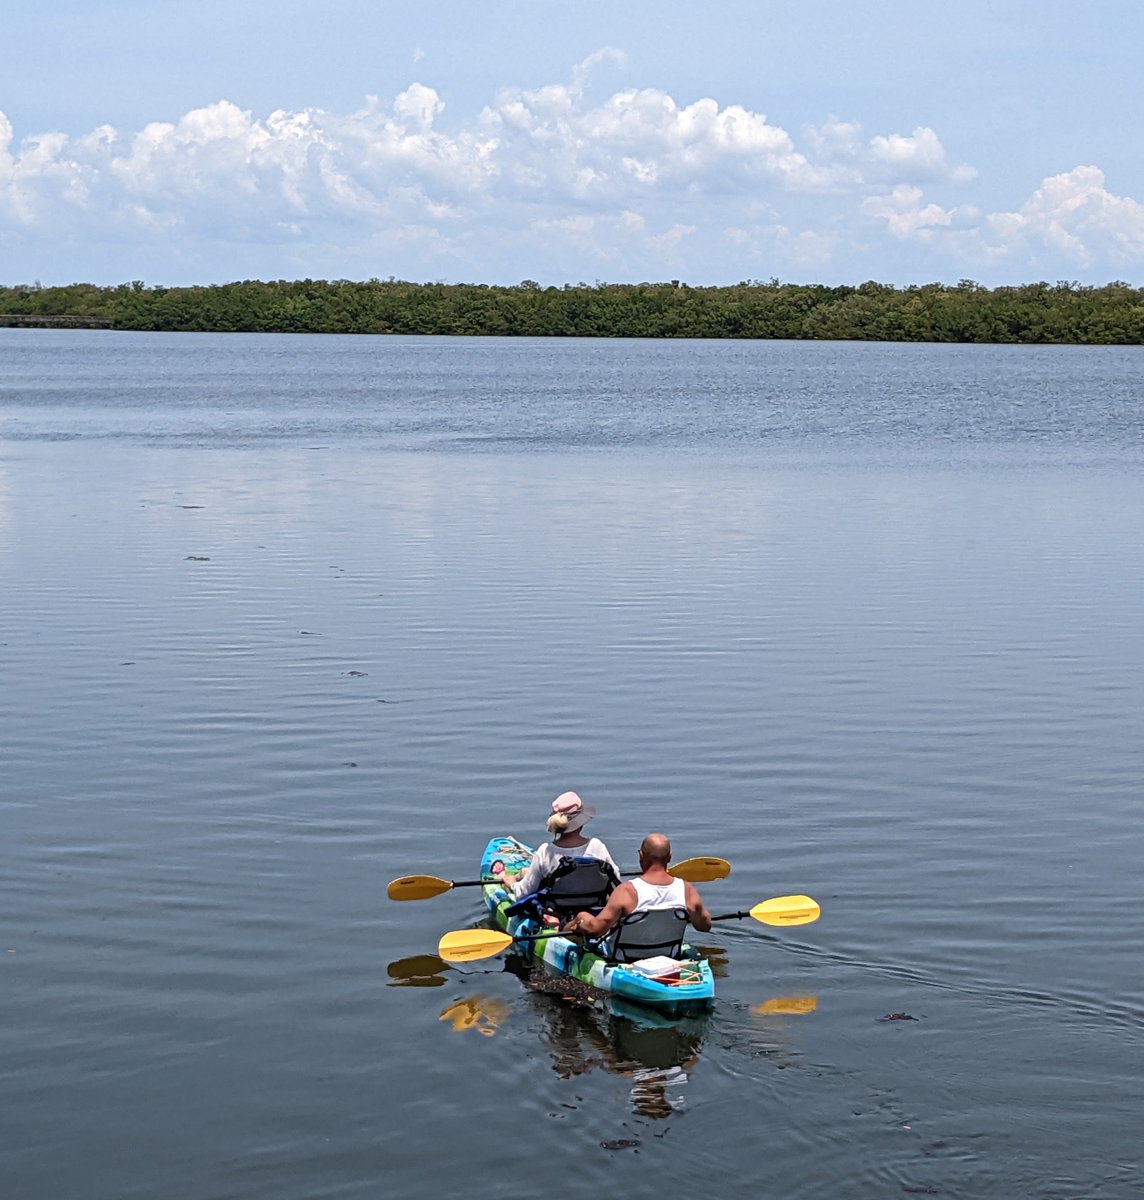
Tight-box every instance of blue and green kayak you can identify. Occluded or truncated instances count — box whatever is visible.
[480,835,715,1016]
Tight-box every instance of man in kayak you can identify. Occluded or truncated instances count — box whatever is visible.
[564,833,713,954]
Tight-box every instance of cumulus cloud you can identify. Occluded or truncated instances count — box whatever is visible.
[868,126,977,183]
[0,77,868,246]
[860,166,1144,272]
[2,64,1144,285]
[1,89,502,239]
[571,46,629,89]
[804,119,976,186]
[985,166,1144,263]
[862,185,956,240]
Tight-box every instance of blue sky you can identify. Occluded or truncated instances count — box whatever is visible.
[2,1,1143,287]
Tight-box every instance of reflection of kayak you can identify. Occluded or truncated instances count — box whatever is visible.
[481,835,715,1016]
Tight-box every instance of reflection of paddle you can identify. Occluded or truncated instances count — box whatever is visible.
[437,893,820,962]
[387,856,731,901]
[385,954,451,988]
[753,996,818,1015]
[439,995,511,1035]
[387,953,449,979]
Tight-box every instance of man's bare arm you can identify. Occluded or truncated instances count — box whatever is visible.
[568,882,637,936]
[685,882,713,933]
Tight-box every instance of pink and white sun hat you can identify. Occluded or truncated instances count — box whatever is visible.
[550,791,596,831]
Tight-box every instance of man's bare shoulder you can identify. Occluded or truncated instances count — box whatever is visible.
[608,880,638,911]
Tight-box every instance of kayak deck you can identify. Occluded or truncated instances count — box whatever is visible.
[479,835,715,1015]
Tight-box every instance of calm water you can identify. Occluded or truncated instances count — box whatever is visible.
[2,332,1142,1199]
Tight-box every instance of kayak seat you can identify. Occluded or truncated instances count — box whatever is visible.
[603,906,689,963]
[506,855,619,922]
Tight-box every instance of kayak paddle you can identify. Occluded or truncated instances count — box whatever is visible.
[438,928,559,962]
[436,893,820,962]
[710,894,821,927]
[387,855,731,901]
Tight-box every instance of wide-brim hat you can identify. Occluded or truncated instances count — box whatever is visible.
[551,790,596,831]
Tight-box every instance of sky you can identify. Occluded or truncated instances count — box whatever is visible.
[2,1,1143,288]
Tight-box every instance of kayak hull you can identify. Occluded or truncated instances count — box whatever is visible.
[480,835,715,1016]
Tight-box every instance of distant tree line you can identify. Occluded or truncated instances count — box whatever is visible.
[2,277,1144,343]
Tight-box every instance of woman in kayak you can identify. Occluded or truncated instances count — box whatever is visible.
[501,791,619,902]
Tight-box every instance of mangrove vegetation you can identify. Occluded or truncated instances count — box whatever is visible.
[2,277,1144,343]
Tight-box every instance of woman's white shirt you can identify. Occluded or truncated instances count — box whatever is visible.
[509,837,618,898]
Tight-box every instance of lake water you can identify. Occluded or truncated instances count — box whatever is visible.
[2,331,1142,1199]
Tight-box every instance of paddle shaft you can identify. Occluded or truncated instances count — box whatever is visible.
[438,892,819,962]
[392,855,732,902]
[440,870,669,887]
[404,870,647,891]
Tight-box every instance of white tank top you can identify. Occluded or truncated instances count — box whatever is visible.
[630,876,687,912]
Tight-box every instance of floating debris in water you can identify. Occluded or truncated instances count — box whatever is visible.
[346,670,368,677]
[879,1012,919,1021]
[185,555,210,561]
[525,971,601,1008]
[600,1139,641,1152]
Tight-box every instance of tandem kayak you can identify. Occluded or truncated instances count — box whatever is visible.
[480,835,715,1016]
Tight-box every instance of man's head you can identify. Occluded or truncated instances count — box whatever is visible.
[638,833,672,868]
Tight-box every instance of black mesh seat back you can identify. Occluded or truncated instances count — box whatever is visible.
[541,857,618,917]
[609,907,688,963]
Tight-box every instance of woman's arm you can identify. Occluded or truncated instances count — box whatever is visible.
[505,843,553,898]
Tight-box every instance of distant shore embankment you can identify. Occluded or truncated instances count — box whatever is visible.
[0,313,113,329]
[2,278,1143,343]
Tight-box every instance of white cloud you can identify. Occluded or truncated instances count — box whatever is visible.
[391,83,445,133]
[805,120,976,186]
[859,166,1144,274]
[985,165,1144,263]
[648,222,696,251]
[862,185,955,240]
[571,46,628,90]
[870,127,959,177]
[0,79,848,246]
[2,64,1144,286]
[804,117,863,160]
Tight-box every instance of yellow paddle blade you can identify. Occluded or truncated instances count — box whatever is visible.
[748,894,821,926]
[387,875,454,901]
[754,996,819,1015]
[670,856,731,883]
[438,929,515,963]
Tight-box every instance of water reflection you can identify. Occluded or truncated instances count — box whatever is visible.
[690,943,730,979]
[438,995,511,1036]
[514,959,711,1120]
[753,996,819,1016]
[386,954,451,988]
[433,957,818,1116]
[540,998,708,1118]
